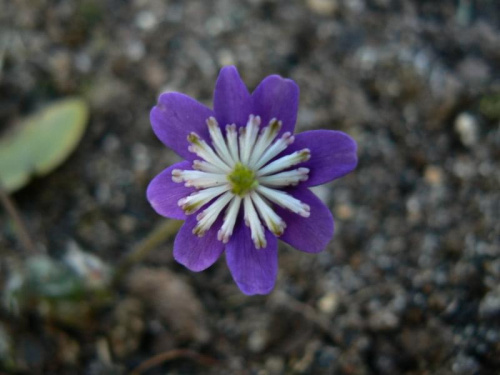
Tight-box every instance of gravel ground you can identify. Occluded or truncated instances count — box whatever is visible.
[0,0,499,374]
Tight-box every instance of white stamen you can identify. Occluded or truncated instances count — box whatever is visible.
[244,196,267,249]
[188,132,231,173]
[217,196,242,243]
[259,168,309,187]
[248,118,281,167]
[172,169,184,183]
[256,185,310,217]
[253,132,295,170]
[207,117,235,166]
[239,115,261,165]
[225,124,239,162]
[171,114,312,244]
[257,148,310,177]
[192,160,223,173]
[178,185,230,214]
[172,170,228,189]
[250,191,286,236]
[193,191,233,236]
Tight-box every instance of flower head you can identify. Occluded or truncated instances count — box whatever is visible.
[147,66,357,295]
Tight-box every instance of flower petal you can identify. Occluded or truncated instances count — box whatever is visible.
[226,219,278,295]
[252,75,299,135]
[147,161,195,220]
[275,188,334,253]
[213,66,252,128]
[174,215,225,272]
[286,130,357,187]
[151,93,214,160]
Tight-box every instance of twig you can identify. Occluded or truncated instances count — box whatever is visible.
[129,349,217,375]
[113,219,182,285]
[0,183,38,255]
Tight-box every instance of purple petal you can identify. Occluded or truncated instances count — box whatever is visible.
[151,93,214,160]
[287,130,357,187]
[174,215,224,272]
[226,220,278,295]
[213,66,252,128]
[275,188,334,253]
[252,75,299,135]
[147,161,195,220]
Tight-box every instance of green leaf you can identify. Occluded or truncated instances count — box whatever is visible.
[0,98,89,193]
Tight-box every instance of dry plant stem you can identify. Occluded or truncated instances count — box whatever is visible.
[130,348,217,375]
[113,219,182,285]
[0,183,38,255]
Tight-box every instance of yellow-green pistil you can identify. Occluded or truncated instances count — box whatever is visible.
[227,163,258,196]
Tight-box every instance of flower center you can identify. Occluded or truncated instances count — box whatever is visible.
[228,163,258,196]
[171,115,311,248]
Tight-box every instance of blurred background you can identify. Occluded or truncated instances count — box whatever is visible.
[0,0,499,374]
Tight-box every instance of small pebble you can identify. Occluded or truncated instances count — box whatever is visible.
[307,0,339,15]
[424,165,444,186]
[318,292,340,315]
[132,142,151,172]
[248,330,268,353]
[368,309,400,331]
[454,112,479,147]
[118,215,137,234]
[135,10,158,31]
[265,356,285,374]
[479,287,500,319]
[452,353,480,374]
[74,52,92,73]
[126,40,146,62]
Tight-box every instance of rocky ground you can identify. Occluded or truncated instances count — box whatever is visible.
[0,0,499,374]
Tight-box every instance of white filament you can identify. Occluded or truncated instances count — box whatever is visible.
[172,115,311,248]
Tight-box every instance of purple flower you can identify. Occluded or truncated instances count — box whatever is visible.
[147,66,357,295]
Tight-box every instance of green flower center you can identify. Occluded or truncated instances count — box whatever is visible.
[228,163,258,196]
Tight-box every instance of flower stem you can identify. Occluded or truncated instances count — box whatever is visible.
[113,219,182,285]
[0,183,38,256]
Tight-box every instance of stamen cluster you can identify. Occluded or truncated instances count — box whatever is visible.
[172,115,311,248]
